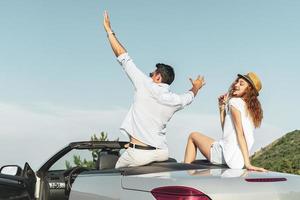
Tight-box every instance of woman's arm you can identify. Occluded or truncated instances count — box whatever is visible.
[230,106,267,172]
[218,94,227,130]
[219,107,226,130]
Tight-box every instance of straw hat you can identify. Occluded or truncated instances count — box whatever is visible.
[237,72,262,96]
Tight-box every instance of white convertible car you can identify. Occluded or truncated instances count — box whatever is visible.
[0,141,299,200]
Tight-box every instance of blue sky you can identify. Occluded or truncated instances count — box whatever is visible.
[0,1,299,169]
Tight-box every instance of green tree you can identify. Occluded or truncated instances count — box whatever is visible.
[251,130,300,175]
[65,131,109,169]
[90,132,109,163]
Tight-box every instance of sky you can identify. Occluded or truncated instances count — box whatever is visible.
[0,0,299,169]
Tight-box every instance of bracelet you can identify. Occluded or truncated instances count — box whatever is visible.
[107,30,115,37]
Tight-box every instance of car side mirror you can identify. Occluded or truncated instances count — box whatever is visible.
[0,165,22,176]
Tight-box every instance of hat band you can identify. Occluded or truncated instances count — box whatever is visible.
[238,74,259,96]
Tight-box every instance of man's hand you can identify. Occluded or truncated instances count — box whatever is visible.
[189,75,205,97]
[103,10,126,57]
[103,10,112,33]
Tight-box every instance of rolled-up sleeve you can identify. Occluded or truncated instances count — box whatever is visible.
[117,53,148,89]
[179,91,195,108]
[158,91,194,109]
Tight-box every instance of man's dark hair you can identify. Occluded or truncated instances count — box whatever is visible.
[155,63,175,85]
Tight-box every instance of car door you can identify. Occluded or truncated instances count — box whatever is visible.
[41,148,99,200]
[0,162,36,200]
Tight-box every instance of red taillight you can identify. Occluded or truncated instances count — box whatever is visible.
[245,178,287,182]
[151,186,212,200]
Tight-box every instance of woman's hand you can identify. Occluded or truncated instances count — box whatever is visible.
[218,93,228,109]
[218,93,228,129]
[245,164,268,172]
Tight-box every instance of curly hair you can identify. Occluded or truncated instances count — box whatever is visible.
[243,86,263,128]
[229,78,263,128]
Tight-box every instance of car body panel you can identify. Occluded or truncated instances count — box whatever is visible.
[1,141,300,200]
[121,169,300,200]
[70,166,300,200]
[70,173,122,200]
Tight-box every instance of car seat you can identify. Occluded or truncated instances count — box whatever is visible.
[96,151,119,170]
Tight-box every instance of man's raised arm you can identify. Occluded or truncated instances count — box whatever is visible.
[103,11,126,57]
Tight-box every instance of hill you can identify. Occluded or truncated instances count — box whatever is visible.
[251,130,300,175]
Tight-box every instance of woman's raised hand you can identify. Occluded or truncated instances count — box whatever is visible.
[218,93,228,109]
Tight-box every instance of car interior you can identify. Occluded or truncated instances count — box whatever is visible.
[42,147,186,200]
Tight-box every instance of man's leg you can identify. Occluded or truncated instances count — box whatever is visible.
[115,149,132,168]
[129,148,168,166]
[115,148,149,168]
[115,148,168,168]
[153,149,169,163]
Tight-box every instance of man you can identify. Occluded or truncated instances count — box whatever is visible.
[103,11,205,168]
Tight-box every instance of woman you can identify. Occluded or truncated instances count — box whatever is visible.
[184,72,266,171]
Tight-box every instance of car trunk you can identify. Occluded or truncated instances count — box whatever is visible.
[121,168,300,200]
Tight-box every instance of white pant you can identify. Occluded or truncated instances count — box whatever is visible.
[115,147,169,168]
[210,141,226,165]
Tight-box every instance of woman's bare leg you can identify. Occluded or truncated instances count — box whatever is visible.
[184,132,215,163]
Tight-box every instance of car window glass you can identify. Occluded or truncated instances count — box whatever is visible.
[49,149,97,171]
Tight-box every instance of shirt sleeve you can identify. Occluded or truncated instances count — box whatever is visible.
[228,98,244,113]
[158,91,195,108]
[117,53,149,90]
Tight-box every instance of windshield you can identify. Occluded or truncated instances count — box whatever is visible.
[49,149,98,171]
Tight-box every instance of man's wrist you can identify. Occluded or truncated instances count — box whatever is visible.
[106,30,115,37]
[188,90,195,98]
[190,87,199,97]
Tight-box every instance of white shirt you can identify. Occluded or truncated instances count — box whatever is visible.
[117,53,194,149]
[219,98,255,169]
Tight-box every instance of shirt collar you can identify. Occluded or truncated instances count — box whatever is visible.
[157,82,170,91]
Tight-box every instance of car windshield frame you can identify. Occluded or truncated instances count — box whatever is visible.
[36,141,127,176]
